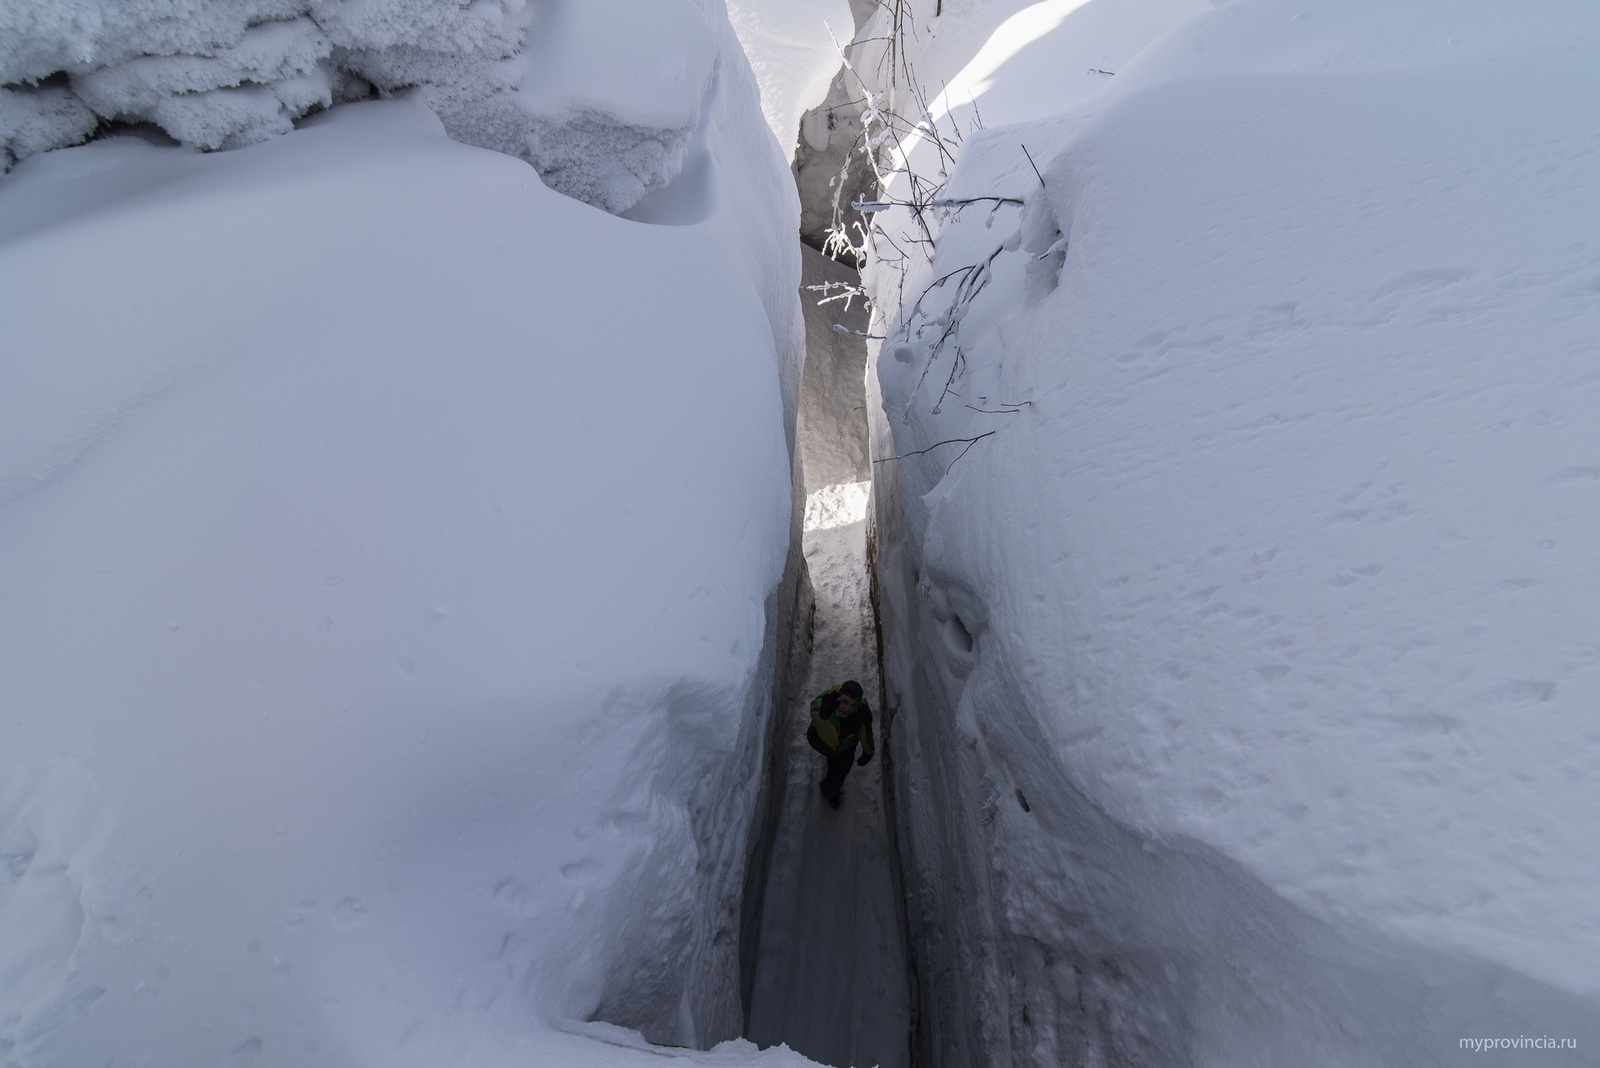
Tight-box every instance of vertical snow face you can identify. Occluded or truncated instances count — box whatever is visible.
[725,0,854,163]
[857,0,1600,1064]
[0,0,812,1056]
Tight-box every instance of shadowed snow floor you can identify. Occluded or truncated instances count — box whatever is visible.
[746,481,910,1068]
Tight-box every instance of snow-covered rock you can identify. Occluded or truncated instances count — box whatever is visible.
[858,0,1600,1063]
[0,0,780,219]
[0,82,99,170]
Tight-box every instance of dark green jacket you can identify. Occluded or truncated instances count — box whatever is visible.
[809,684,875,758]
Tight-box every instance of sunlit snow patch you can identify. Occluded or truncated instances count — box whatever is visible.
[929,0,1094,119]
[803,480,870,531]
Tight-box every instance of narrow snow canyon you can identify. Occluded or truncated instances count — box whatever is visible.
[2,1,1598,1067]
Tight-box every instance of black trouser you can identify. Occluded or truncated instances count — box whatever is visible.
[807,725,856,799]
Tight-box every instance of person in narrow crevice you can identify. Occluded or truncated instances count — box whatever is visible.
[806,680,875,809]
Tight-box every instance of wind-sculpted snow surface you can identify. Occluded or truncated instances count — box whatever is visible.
[0,0,742,216]
[0,22,816,1060]
[858,0,1600,1063]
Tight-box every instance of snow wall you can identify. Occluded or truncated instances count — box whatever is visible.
[0,1,855,1065]
[855,0,1600,1064]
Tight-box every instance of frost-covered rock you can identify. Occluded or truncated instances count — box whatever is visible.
[438,0,721,215]
[71,16,331,116]
[0,82,98,169]
[0,0,309,85]
[0,0,753,216]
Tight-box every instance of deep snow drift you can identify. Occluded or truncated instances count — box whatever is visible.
[0,0,837,1056]
[853,0,1600,1064]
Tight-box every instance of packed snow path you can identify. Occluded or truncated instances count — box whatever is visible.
[745,483,911,1068]
[744,247,911,1068]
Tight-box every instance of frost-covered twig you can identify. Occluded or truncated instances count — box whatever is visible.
[806,280,871,313]
[905,264,978,323]
[833,324,885,339]
[826,0,1033,426]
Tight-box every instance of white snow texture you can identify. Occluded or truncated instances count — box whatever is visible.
[0,0,819,1063]
[858,0,1600,1063]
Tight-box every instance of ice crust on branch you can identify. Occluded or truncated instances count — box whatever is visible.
[0,0,719,215]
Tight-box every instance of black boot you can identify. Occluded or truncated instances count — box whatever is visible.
[820,749,853,810]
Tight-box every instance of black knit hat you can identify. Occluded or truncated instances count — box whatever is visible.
[840,680,864,699]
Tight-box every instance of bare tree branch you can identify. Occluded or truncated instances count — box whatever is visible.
[872,431,996,465]
[1021,143,1047,188]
